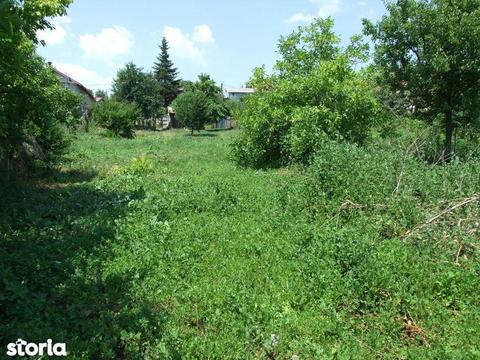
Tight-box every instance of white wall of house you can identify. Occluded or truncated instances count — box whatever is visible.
[53,71,94,114]
[224,88,255,101]
[228,92,247,100]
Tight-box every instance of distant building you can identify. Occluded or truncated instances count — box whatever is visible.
[50,65,95,116]
[223,87,255,101]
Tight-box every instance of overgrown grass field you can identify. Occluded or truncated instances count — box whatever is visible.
[1,129,479,359]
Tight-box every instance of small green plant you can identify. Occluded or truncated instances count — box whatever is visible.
[124,154,155,175]
[92,99,139,138]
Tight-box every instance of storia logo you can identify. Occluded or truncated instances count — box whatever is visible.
[6,339,67,357]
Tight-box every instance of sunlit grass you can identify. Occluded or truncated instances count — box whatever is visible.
[1,129,478,359]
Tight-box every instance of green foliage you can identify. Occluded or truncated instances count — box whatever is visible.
[0,54,81,172]
[30,72,82,164]
[180,79,195,92]
[136,73,163,121]
[123,154,155,175]
[112,62,163,129]
[232,19,383,167]
[276,18,341,76]
[246,65,271,90]
[0,0,72,44]
[363,0,480,159]
[94,89,108,99]
[92,99,139,138]
[172,91,210,133]
[0,0,78,176]
[191,73,230,122]
[1,130,479,358]
[153,37,180,107]
[112,62,143,104]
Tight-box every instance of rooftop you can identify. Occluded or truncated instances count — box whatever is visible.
[50,65,95,100]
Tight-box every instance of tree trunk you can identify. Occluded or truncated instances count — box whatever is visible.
[85,117,90,132]
[4,150,12,182]
[444,109,454,163]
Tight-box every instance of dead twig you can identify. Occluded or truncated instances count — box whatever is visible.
[403,313,431,347]
[405,194,479,238]
[455,244,463,265]
[392,169,404,196]
[392,129,429,197]
[339,200,365,210]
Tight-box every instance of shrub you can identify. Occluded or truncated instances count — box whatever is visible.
[232,61,383,167]
[230,90,290,168]
[0,55,82,175]
[232,20,384,167]
[0,0,78,178]
[32,80,82,165]
[172,91,210,134]
[288,139,480,240]
[92,100,139,138]
[112,63,163,129]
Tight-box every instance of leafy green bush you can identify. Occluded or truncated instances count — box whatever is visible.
[287,139,480,239]
[232,19,384,167]
[230,89,291,167]
[112,62,164,129]
[0,55,81,175]
[92,100,139,138]
[0,0,78,178]
[30,76,82,165]
[172,91,210,133]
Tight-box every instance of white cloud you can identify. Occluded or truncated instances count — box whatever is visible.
[287,12,315,23]
[37,16,71,45]
[357,1,367,6]
[286,0,341,23]
[315,0,341,17]
[52,62,113,91]
[79,26,133,60]
[193,24,215,44]
[163,25,215,64]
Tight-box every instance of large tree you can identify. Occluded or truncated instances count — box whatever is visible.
[172,91,210,134]
[95,89,108,99]
[0,0,80,176]
[193,73,229,123]
[112,62,144,103]
[153,37,180,108]
[112,63,162,129]
[363,0,480,161]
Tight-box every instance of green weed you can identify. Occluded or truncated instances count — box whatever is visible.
[1,130,478,359]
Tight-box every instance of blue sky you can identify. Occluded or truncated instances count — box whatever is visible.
[36,0,386,93]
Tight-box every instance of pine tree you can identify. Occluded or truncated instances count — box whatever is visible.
[153,37,180,108]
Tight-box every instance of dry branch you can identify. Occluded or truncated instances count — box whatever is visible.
[405,194,479,238]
